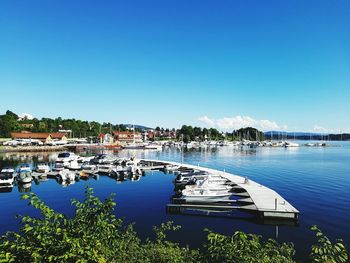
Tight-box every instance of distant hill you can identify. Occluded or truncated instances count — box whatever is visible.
[263,131,350,141]
[122,124,153,131]
[264,131,328,137]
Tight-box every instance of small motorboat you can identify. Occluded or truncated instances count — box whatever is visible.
[181,188,232,201]
[77,156,95,163]
[92,154,117,164]
[36,163,50,173]
[285,142,300,147]
[78,171,90,180]
[185,177,231,191]
[81,162,97,171]
[164,164,180,172]
[174,171,209,185]
[53,162,65,171]
[110,165,128,177]
[0,168,15,188]
[58,169,76,183]
[17,171,32,184]
[56,152,79,163]
[96,164,115,174]
[125,159,142,175]
[66,160,81,170]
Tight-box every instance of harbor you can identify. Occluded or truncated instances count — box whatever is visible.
[1,0,349,260]
[0,142,349,260]
[0,151,299,221]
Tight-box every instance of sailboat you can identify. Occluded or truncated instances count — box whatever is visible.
[285,131,299,147]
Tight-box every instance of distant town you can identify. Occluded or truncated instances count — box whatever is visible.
[0,110,349,151]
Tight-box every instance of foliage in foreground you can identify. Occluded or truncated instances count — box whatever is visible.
[310,226,348,263]
[0,188,347,263]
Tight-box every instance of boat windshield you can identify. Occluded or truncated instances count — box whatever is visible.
[19,172,30,179]
[58,153,70,158]
[0,172,12,180]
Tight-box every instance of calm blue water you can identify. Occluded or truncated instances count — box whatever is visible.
[0,141,349,262]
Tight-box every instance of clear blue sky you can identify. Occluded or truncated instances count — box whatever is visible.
[0,0,349,132]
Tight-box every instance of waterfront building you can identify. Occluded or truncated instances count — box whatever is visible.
[10,131,67,143]
[113,131,142,143]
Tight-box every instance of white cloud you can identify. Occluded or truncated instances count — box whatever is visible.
[18,113,34,120]
[198,115,286,131]
[198,116,215,126]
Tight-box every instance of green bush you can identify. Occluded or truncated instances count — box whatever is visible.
[310,225,348,263]
[203,229,295,263]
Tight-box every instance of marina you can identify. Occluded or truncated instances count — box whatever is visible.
[141,159,299,220]
[1,1,349,260]
[0,143,349,260]
[0,151,299,220]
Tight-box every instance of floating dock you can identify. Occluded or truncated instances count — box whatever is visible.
[140,159,299,220]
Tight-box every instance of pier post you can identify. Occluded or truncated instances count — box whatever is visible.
[275,198,277,210]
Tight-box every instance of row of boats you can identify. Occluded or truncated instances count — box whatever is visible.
[173,169,233,201]
[167,140,330,149]
[0,152,149,189]
[0,151,234,203]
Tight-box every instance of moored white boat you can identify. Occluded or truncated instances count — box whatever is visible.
[181,188,232,201]
[185,177,231,191]
[58,169,76,182]
[164,164,180,172]
[125,159,142,175]
[285,142,300,147]
[92,154,117,164]
[56,152,79,163]
[81,162,97,171]
[175,171,209,185]
[53,162,65,171]
[66,160,81,170]
[77,155,95,163]
[17,171,32,184]
[96,164,115,174]
[36,163,50,173]
[110,165,127,176]
[0,169,15,188]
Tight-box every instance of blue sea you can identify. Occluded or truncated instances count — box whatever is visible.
[0,141,349,262]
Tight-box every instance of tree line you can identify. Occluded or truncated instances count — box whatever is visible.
[0,110,266,142]
[176,125,265,143]
[0,110,129,138]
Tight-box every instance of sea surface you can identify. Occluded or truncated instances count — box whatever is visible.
[0,141,349,262]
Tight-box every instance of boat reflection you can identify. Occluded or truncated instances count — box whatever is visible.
[18,182,32,192]
[0,187,13,193]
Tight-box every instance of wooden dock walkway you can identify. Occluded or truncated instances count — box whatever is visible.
[140,159,299,220]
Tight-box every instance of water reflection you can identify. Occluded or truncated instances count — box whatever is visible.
[0,187,13,193]
[18,182,32,192]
